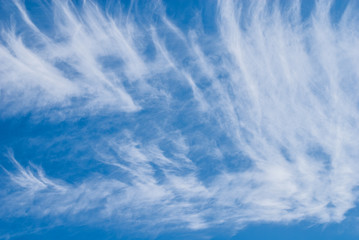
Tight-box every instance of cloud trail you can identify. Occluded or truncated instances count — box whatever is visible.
[2,0,359,236]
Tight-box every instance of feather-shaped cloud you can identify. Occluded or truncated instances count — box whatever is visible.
[1,0,359,237]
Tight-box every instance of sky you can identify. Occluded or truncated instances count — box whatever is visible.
[1,0,359,239]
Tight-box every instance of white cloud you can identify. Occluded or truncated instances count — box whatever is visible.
[1,0,147,118]
[2,0,359,235]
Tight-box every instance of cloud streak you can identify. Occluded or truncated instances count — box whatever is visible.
[2,0,359,236]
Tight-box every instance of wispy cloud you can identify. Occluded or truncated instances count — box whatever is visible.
[1,0,359,236]
[1,0,148,118]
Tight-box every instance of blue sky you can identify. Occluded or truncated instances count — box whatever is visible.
[2,0,359,239]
